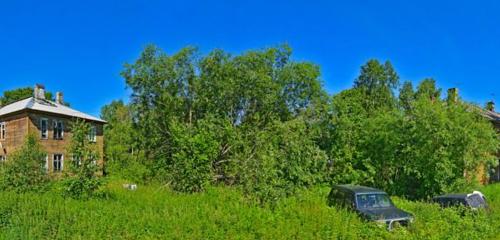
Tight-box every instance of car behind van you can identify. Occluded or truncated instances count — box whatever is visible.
[432,191,488,211]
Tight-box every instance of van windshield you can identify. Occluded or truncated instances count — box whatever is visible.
[356,193,393,209]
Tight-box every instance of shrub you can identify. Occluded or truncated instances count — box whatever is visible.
[236,119,328,204]
[169,119,220,192]
[0,134,48,192]
[63,119,103,199]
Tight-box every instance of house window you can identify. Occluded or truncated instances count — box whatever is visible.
[72,155,97,166]
[40,118,48,139]
[53,120,64,140]
[53,154,63,172]
[0,122,5,140]
[91,155,97,166]
[73,155,82,166]
[89,125,97,142]
[43,155,48,171]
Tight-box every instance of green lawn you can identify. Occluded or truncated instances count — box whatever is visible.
[0,180,498,239]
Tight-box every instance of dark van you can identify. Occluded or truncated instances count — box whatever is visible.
[327,185,414,230]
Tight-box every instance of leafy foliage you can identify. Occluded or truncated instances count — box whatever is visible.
[0,87,55,106]
[235,119,327,204]
[327,77,499,199]
[100,100,148,181]
[353,59,399,111]
[0,134,48,192]
[399,81,415,112]
[119,44,327,202]
[101,44,499,202]
[415,78,441,101]
[62,119,102,199]
[168,118,220,192]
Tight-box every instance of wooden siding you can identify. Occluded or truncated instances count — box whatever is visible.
[0,112,30,156]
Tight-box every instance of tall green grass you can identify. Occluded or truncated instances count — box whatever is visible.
[0,180,498,239]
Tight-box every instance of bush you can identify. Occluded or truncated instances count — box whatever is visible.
[61,175,103,199]
[236,119,328,204]
[360,98,498,199]
[169,119,220,192]
[0,134,48,193]
[113,159,151,184]
[63,119,103,199]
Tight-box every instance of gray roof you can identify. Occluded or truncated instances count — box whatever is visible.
[465,104,500,122]
[335,184,386,194]
[0,97,106,123]
[481,109,500,122]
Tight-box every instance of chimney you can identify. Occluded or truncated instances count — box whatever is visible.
[56,92,63,105]
[34,84,46,100]
[447,88,459,103]
[486,101,495,112]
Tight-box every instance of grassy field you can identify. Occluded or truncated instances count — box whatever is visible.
[0,180,498,239]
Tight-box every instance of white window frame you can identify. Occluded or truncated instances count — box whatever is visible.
[90,155,97,166]
[0,122,5,140]
[53,154,64,172]
[72,155,82,166]
[89,125,97,142]
[40,118,48,139]
[53,120,64,140]
[45,155,49,171]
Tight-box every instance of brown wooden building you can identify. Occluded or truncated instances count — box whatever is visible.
[0,85,106,172]
[481,103,500,182]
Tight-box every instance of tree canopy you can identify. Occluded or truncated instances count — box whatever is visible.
[0,87,54,106]
[101,44,499,202]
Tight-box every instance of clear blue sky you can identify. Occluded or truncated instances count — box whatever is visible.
[1,0,499,116]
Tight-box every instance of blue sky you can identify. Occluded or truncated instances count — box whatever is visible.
[1,0,499,116]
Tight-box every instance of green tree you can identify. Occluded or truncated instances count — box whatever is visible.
[235,119,327,204]
[100,100,146,180]
[0,134,48,192]
[326,88,375,185]
[113,44,330,204]
[326,73,499,199]
[168,118,220,192]
[415,78,441,101]
[116,45,499,203]
[0,87,55,106]
[63,119,102,199]
[399,81,415,112]
[362,94,498,199]
[353,59,399,112]
[121,44,327,199]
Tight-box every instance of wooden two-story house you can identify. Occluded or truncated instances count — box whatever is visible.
[481,102,500,182]
[0,85,106,172]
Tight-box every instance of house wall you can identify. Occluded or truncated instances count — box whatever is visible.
[0,112,30,157]
[0,110,104,173]
[489,121,500,183]
[27,111,105,173]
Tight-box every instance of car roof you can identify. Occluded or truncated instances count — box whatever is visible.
[433,194,468,199]
[335,184,386,194]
